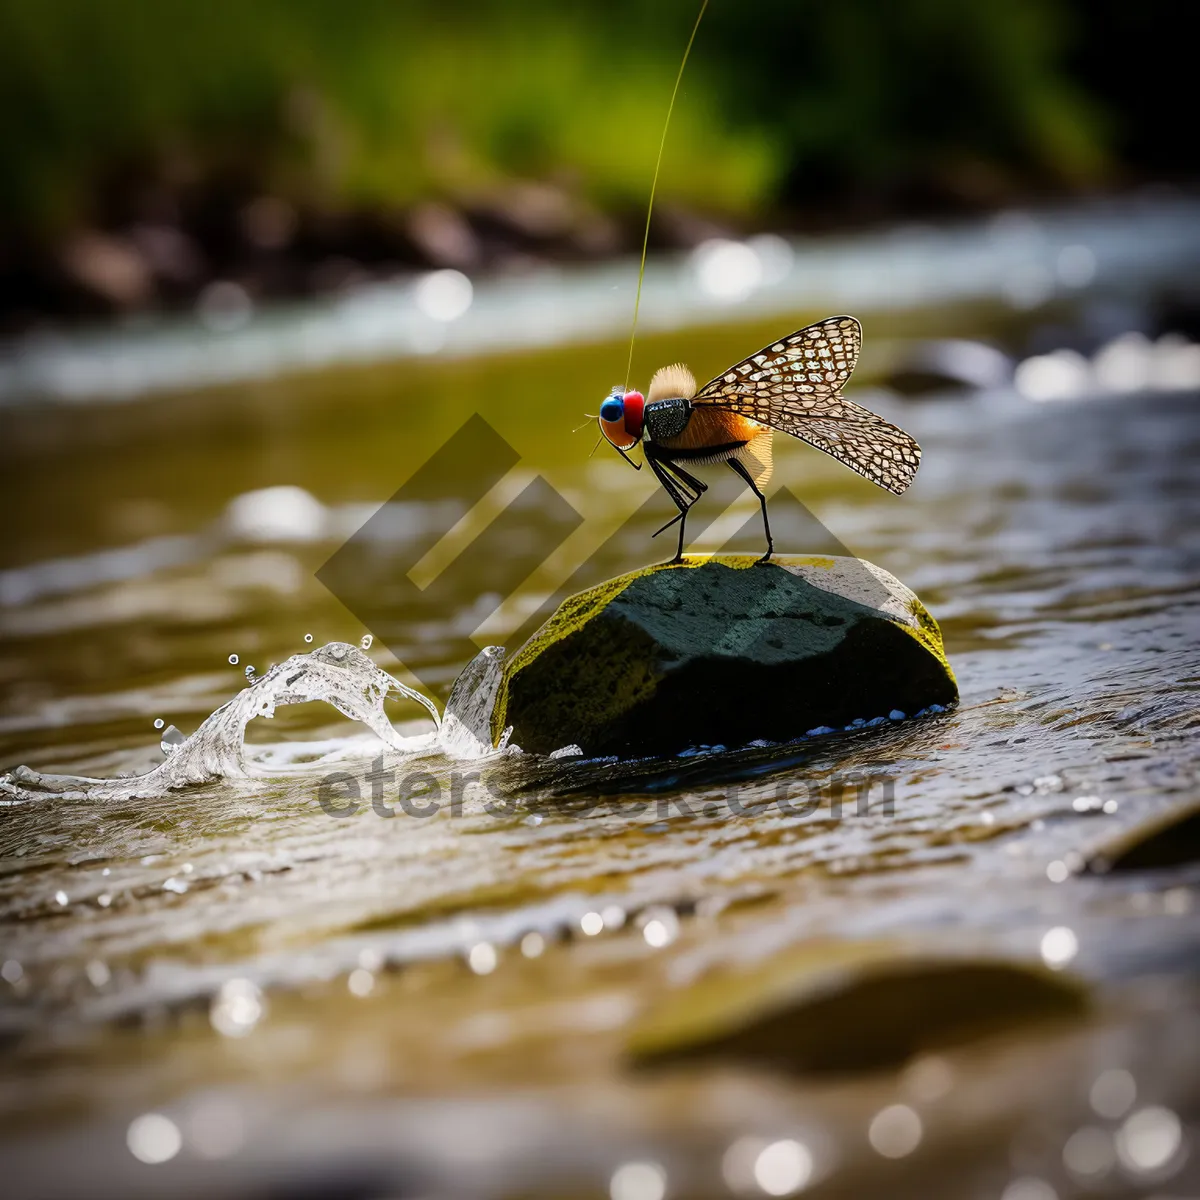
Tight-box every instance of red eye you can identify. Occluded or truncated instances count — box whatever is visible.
[621,390,645,438]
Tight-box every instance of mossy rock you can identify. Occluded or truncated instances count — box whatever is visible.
[1084,799,1200,873]
[491,554,956,757]
[627,941,1089,1077]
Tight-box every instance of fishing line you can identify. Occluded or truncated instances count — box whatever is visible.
[623,0,709,392]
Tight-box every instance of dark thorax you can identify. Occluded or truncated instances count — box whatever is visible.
[643,396,692,443]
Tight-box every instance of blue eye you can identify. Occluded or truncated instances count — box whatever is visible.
[599,396,624,422]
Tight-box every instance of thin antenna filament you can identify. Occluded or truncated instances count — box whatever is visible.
[623,0,709,392]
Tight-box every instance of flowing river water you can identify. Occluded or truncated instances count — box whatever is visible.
[1,197,1199,1198]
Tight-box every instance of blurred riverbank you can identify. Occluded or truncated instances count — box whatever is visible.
[3,193,1199,410]
[1,0,1193,332]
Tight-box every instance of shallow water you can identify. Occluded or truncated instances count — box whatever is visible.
[2,200,1200,1198]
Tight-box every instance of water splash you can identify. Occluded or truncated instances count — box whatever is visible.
[439,646,506,758]
[0,643,445,801]
[159,725,187,754]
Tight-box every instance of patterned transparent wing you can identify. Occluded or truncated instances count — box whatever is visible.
[693,315,921,495]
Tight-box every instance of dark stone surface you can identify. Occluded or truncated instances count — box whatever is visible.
[491,555,957,757]
[627,947,1089,1077]
[1085,799,1200,873]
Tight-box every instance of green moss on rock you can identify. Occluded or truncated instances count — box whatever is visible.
[491,554,957,757]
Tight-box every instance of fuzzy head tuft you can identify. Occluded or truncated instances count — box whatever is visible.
[648,363,697,403]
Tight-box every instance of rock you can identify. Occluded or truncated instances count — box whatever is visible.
[406,201,481,270]
[1083,799,1200,873]
[627,941,1088,1077]
[490,555,956,757]
[881,338,1013,395]
[59,231,152,308]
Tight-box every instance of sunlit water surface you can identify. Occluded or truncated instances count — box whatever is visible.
[1,200,1199,1198]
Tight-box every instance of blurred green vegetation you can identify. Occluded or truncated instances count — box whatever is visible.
[0,0,778,237]
[0,0,1189,241]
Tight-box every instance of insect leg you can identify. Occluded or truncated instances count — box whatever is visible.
[728,456,773,562]
[659,457,708,498]
[658,456,712,562]
[646,456,689,537]
[646,448,699,563]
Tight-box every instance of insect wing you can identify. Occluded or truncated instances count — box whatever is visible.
[692,316,920,495]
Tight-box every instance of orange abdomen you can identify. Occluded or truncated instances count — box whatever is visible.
[654,406,761,453]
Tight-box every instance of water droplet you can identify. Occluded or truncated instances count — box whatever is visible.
[209,978,265,1038]
[347,968,375,997]
[160,725,186,754]
[413,269,474,321]
[1040,926,1078,968]
[520,932,545,958]
[610,1160,666,1200]
[97,892,113,908]
[467,942,497,975]
[304,633,313,643]
[1062,1126,1115,1179]
[1047,860,1069,883]
[1115,1106,1181,1174]
[54,890,68,907]
[753,1139,814,1196]
[127,1113,182,1164]
[163,876,188,895]
[360,634,373,650]
[228,654,239,665]
[640,907,679,949]
[153,718,165,730]
[244,664,255,678]
[601,904,627,931]
[721,1137,765,1194]
[868,1104,923,1158]
[580,911,604,937]
[1090,1069,1136,1120]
